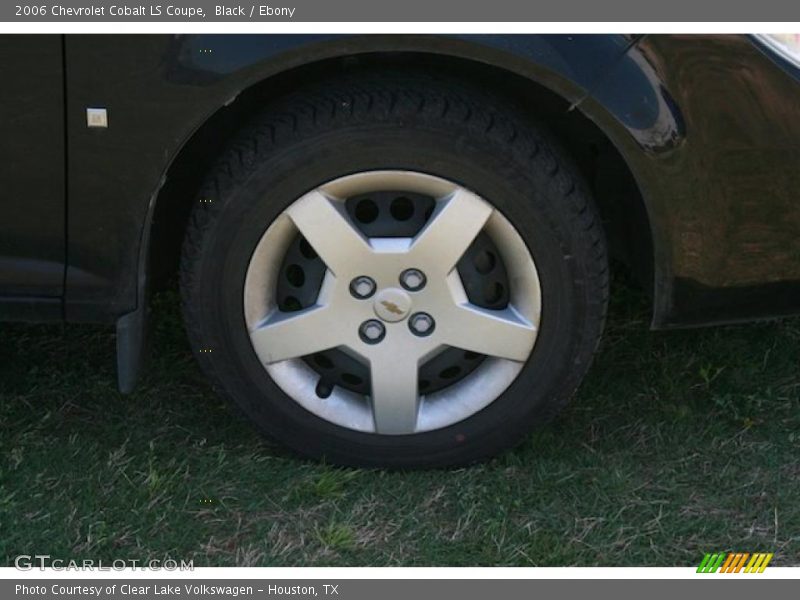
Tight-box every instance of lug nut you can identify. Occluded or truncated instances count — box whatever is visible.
[400,268,427,291]
[359,319,386,344]
[350,276,376,299]
[409,312,435,337]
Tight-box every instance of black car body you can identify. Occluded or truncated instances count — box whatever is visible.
[2,34,799,465]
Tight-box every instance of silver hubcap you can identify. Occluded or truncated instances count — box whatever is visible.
[244,171,541,435]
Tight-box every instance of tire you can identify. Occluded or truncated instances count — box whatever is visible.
[179,71,608,468]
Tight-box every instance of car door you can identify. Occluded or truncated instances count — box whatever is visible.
[0,34,65,319]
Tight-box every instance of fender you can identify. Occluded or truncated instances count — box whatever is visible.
[59,34,668,389]
[591,35,800,328]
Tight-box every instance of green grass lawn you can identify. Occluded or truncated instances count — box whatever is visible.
[1,279,799,567]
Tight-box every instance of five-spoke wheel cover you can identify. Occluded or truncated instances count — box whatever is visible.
[244,171,542,435]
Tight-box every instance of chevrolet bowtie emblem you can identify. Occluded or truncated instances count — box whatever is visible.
[380,300,405,315]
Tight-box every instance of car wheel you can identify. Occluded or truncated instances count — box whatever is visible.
[179,72,608,467]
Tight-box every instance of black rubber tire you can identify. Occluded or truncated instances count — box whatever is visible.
[179,71,608,468]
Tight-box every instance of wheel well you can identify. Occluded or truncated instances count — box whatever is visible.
[148,53,654,297]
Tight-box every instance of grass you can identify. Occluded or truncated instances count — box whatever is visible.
[1,277,799,567]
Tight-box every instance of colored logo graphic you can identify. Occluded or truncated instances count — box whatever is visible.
[697,552,773,573]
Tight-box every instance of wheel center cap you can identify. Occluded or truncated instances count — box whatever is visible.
[373,288,412,322]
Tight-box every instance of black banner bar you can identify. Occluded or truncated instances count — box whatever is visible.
[3,0,800,22]
[4,579,799,600]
